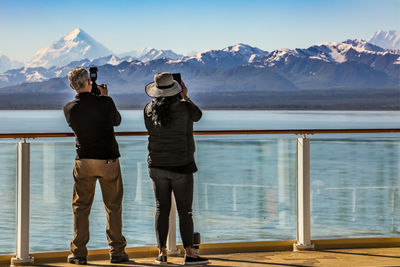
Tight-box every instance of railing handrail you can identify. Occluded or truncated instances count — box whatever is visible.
[1,128,400,139]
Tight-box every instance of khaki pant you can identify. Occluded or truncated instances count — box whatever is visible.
[71,159,126,257]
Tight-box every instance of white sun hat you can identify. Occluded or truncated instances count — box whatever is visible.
[145,72,182,98]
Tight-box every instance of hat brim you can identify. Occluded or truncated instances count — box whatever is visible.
[145,80,182,98]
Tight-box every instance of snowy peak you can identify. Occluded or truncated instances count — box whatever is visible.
[261,48,298,66]
[64,27,88,41]
[26,27,113,68]
[139,47,155,56]
[223,43,268,62]
[257,38,395,68]
[272,37,397,67]
[368,30,400,50]
[138,48,183,62]
[118,47,182,61]
[182,43,268,68]
[315,39,383,56]
[223,43,265,54]
[342,39,386,52]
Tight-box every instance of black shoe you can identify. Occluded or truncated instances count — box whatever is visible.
[110,253,131,263]
[67,254,87,265]
[184,255,209,265]
[155,255,168,265]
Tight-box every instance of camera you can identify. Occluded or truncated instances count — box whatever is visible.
[89,67,101,96]
[172,73,182,85]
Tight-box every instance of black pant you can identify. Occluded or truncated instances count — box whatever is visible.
[149,167,194,249]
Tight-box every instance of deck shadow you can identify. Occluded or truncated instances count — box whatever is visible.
[321,250,400,259]
[207,257,311,267]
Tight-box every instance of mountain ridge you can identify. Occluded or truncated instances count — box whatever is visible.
[0,28,399,110]
[1,37,398,91]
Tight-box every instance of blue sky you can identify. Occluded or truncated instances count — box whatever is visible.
[1,0,399,62]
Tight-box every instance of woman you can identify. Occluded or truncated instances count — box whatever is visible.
[144,72,208,265]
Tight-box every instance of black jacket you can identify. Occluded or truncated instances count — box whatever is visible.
[64,92,121,159]
[144,100,202,167]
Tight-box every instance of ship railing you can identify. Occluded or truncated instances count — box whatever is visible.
[1,128,400,265]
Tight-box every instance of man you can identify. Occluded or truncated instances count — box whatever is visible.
[64,67,130,264]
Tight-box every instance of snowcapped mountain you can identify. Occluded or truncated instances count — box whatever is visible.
[137,47,183,62]
[368,30,400,50]
[1,30,399,109]
[1,36,399,91]
[258,39,386,67]
[117,47,183,62]
[0,55,139,87]
[251,39,399,89]
[223,43,268,62]
[0,55,23,73]
[121,44,261,65]
[25,27,113,68]
[181,43,268,69]
[342,39,386,52]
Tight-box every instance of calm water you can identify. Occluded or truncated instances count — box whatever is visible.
[0,110,399,132]
[0,110,400,254]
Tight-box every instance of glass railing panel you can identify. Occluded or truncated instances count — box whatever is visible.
[30,141,76,252]
[192,137,297,243]
[118,137,156,247]
[310,138,400,239]
[0,141,17,254]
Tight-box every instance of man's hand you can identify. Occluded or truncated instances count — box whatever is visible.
[99,84,108,96]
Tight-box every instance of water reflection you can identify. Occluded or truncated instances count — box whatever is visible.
[0,143,17,254]
[311,140,400,238]
[193,139,297,242]
[42,143,56,202]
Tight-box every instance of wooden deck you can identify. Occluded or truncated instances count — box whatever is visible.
[11,247,400,267]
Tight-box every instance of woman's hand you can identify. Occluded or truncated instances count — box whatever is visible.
[180,80,194,103]
[180,80,188,100]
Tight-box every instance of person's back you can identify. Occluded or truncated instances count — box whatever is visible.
[64,92,120,159]
[63,67,130,265]
[144,99,201,167]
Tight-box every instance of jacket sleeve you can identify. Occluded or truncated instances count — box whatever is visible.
[106,97,121,126]
[185,101,202,122]
[143,103,153,130]
[63,103,72,127]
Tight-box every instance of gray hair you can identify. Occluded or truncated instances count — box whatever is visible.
[68,67,89,91]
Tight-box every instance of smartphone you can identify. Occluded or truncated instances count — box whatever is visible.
[172,73,182,85]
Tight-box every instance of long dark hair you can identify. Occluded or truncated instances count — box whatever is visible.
[149,94,182,127]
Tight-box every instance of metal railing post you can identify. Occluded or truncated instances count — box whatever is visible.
[167,192,180,255]
[11,141,34,266]
[294,137,314,251]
